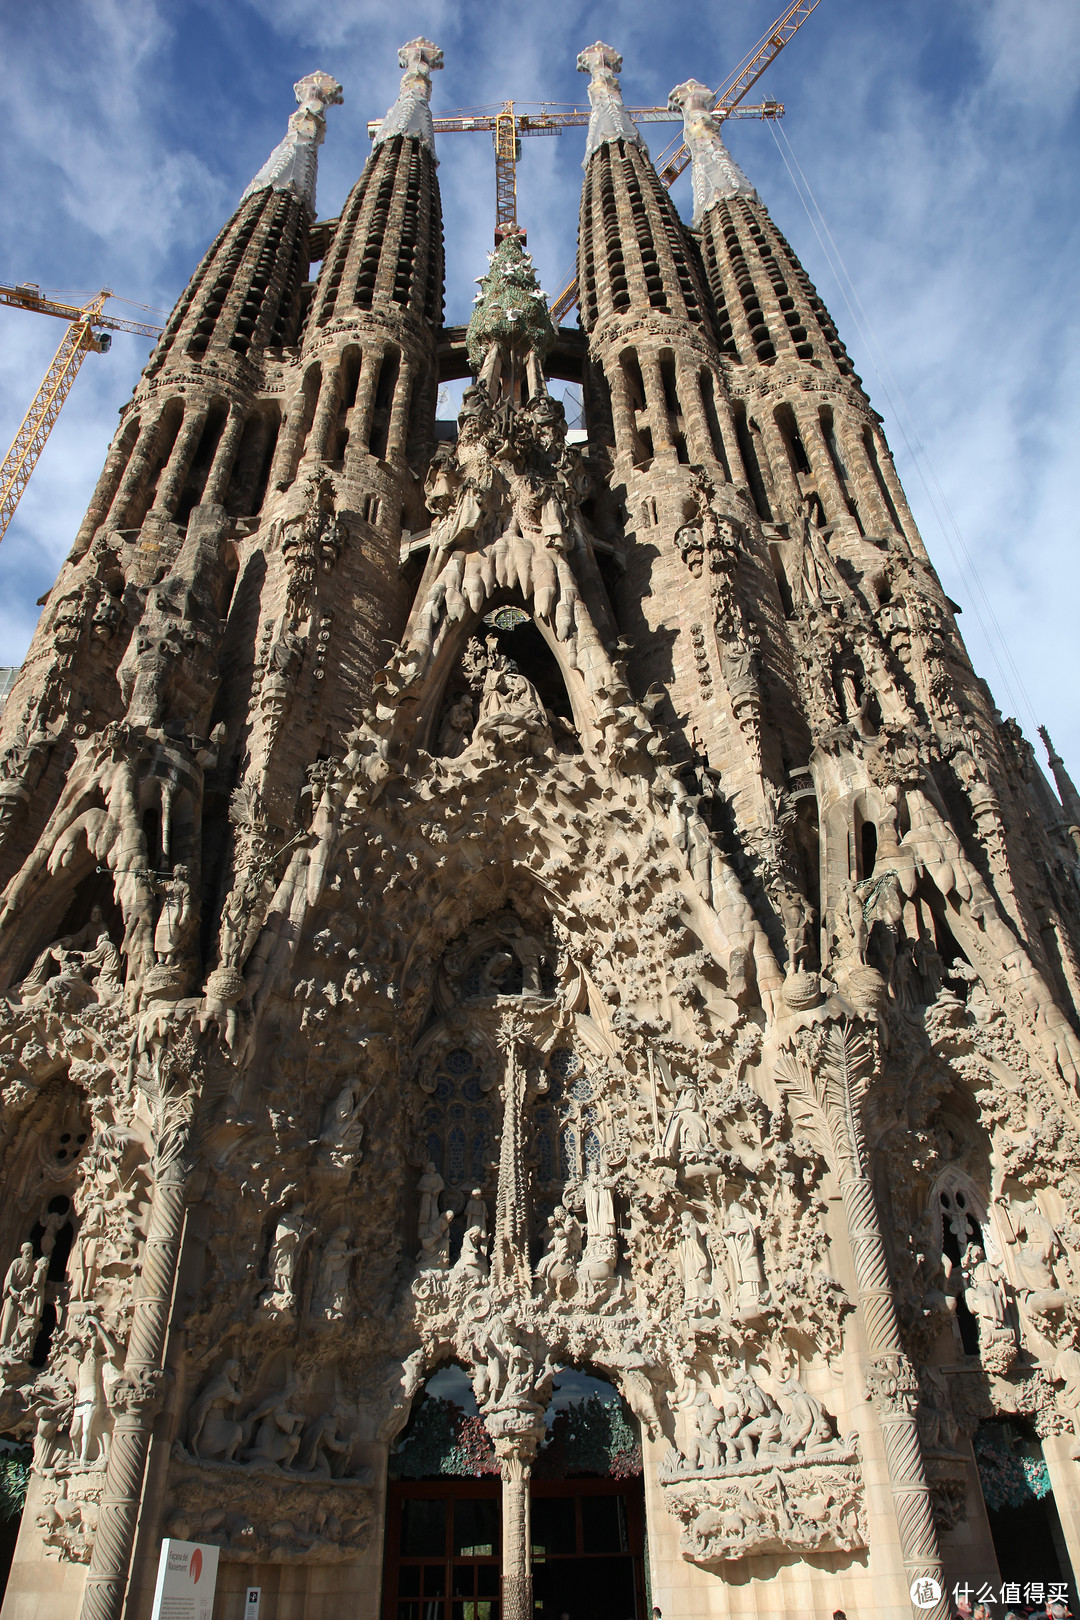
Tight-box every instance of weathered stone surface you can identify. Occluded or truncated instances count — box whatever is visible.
[0,32,1079,1620]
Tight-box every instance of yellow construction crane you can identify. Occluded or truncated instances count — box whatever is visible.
[367,0,820,323]
[547,0,821,323]
[0,284,164,547]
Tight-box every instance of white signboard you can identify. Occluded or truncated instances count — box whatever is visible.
[245,1589,262,1619]
[150,1538,220,1620]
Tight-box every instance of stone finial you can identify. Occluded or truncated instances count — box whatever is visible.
[241,71,343,215]
[466,232,555,372]
[372,37,444,158]
[577,40,647,168]
[1039,726,1080,826]
[668,77,759,224]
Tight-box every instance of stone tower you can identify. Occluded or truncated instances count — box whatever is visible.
[0,35,1078,1620]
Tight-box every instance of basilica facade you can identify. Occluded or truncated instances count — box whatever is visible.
[0,35,1078,1620]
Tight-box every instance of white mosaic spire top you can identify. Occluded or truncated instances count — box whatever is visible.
[578,41,648,168]
[668,78,759,225]
[241,71,343,216]
[372,38,444,159]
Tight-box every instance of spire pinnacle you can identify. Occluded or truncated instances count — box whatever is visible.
[578,41,647,168]
[372,38,444,159]
[466,232,555,375]
[241,71,343,216]
[668,78,759,224]
[1039,726,1080,826]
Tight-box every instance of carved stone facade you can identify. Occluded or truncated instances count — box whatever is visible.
[0,34,1078,1620]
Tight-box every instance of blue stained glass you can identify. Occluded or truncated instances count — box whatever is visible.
[571,1074,592,1101]
[427,1134,443,1172]
[584,1129,601,1166]
[462,1077,481,1102]
[434,1079,453,1103]
[421,1109,441,1131]
[560,1130,574,1180]
[582,1104,598,1126]
[549,1048,575,1077]
[448,1127,466,1183]
[538,1131,553,1182]
[449,1103,466,1121]
[471,1132,487,1179]
[446,1049,474,1075]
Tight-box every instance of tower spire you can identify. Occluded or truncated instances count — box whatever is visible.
[577,41,647,166]
[372,36,444,157]
[1039,727,1080,825]
[240,70,343,215]
[668,77,759,224]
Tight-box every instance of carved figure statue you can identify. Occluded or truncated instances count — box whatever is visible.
[416,1162,445,1246]
[463,1188,488,1236]
[69,1198,108,1302]
[260,1210,312,1319]
[722,1200,770,1319]
[417,1209,454,1270]
[243,1385,305,1468]
[188,1360,244,1461]
[536,1206,581,1295]
[152,864,194,965]
[69,1315,122,1465]
[961,1245,1010,1338]
[455,1220,489,1283]
[775,1375,835,1456]
[319,1076,373,1167]
[0,1244,48,1360]
[677,1210,712,1311]
[722,1371,783,1462]
[662,1084,713,1169]
[778,884,816,974]
[297,1404,357,1478]
[1005,1201,1066,1301]
[437,693,475,758]
[311,1227,361,1321]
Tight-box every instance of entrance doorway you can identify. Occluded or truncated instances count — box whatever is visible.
[384,1478,501,1620]
[531,1478,645,1620]
[383,1476,646,1620]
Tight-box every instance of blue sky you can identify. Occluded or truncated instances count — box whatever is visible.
[1,0,1078,777]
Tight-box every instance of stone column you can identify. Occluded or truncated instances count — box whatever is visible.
[386,359,414,462]
[74,418,140,552]
[152,407,208,516]
[202,404,246,506]
[674,358,713,466]
[494,1433,538,1620]
[639,353,675,458]
[777,1019,947,1619]
[795,403,850,526]
[310,357,345,461]
[345,350,383,475]
[105,412,172,530]
[267,367,320,493]
[78,1093,195,1620]
[605,355,637,466]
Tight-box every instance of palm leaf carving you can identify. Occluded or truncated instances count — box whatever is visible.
[775,1018,875,1180]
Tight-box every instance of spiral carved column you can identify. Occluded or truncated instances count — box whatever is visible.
[839,1167,947,1618]
[777,1024,947,1619]
[78,1139,191,1620]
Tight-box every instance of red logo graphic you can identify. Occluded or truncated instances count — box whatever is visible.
[190,1549,203,1584]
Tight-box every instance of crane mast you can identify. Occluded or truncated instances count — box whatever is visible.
[0,285,162,547]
